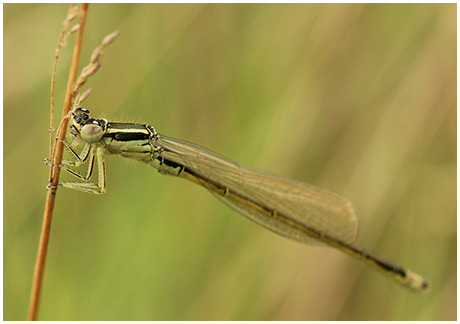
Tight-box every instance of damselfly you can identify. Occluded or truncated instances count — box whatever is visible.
[48,107,430,292]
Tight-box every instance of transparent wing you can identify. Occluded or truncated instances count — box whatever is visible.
[157,135,358,245]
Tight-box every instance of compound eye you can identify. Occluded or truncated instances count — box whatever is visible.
[76,107,90,114]
[80,123,103,143]
[73,107,90,124]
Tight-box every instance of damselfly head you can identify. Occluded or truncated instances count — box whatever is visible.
[69,107,107,143]
[72,107,91,126]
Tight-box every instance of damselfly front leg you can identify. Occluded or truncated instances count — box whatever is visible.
[46,139,95,180]
[58,145,107,194]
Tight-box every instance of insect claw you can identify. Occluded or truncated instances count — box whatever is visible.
[46,183,62,190]
[44,158,63,168]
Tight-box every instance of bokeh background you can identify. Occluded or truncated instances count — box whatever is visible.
[4,3,456,320]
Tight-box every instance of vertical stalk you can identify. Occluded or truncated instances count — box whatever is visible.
[28,4,89,320]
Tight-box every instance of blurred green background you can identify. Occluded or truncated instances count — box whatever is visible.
[4,3,456,320]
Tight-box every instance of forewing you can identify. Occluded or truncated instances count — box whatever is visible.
[157,135,358,244]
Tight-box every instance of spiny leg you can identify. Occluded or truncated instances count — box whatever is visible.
[46,139,85,166]
[61,139,92,168]
[60,147,96,181]
[59,147,107,194]
[46,141,96,181]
